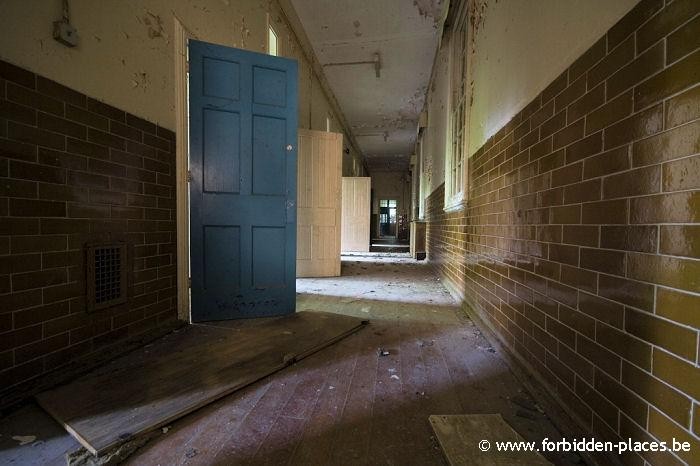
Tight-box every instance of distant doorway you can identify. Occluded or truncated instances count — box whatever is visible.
[379,199,397,237]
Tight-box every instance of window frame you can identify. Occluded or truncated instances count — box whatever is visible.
[267,17,279,56]
[444,1,471,212]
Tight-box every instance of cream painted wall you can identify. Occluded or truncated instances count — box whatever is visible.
[467,0,638,155]
[415,0,639,207]
[0,0,358,157]
[423,36,450,194]
[371,170,411,217]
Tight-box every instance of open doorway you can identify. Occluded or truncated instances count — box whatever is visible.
[379,199,397,237]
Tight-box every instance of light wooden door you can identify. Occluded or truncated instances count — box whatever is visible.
[296,129,342,277]
[341,177,371,252]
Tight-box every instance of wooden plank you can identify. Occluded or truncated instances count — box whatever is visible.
[296,129,343,278]
[341,177,371,252]
[429,414,552,466]
[35,311,367,456]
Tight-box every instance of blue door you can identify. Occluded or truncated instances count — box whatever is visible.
[188,40,298,322]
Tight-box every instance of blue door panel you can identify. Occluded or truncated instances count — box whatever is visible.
[189,39,298,322]
[252,226,286,288]
[253,115,286,196]
[253,66,287,107]
[203,58,240,100]
[203,109,240,194]
[203,226,241,293]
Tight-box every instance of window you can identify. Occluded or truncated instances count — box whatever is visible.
[268,24,278,56]
[445,3,469,210]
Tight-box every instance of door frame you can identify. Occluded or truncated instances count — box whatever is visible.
[175,17,194,322]
[378,199,398,239]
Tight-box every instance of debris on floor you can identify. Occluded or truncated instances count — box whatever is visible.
[67,429,160,466]
[12,435,36,446]
[515,409,538,420]
[510,395,543,413]
[379,348,390,356]
[419,339,434,347]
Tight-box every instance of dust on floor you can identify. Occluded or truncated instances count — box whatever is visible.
[0,254,581,465]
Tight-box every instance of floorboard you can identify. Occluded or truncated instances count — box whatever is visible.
[2,255,585,465]
[429,414,552,465]
[35,311,366,456]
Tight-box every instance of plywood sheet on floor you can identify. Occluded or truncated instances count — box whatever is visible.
[35,311,366,456]
[429,414,551,466]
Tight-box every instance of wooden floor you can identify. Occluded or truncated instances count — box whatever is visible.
[127,256,581,465]
[0,255,582,465]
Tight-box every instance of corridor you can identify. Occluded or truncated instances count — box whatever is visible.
[0,0,698,464]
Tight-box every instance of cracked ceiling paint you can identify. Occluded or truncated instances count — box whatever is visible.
[291,0,446,171]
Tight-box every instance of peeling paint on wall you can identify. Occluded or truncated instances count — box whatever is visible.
[413,0,446,28]
[143,11,166,40]
[131,71,150,91]
[352,19,362,37]
[469,0,489,35]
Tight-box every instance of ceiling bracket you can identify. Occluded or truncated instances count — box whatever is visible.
[322,52,381,78]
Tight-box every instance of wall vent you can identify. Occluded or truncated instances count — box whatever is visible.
[87,242,128,312]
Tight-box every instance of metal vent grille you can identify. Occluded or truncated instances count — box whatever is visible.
[87,243,128,312]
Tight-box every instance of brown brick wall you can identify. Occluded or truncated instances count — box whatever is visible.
[426,1,699,464]
[0,60,178,400]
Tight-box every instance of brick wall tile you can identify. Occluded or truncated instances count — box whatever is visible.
[637,0,700,53]
[6,83,63,116]
[633,120,700,167]
[607,0,662,49]
[622,361,692,427]
[630,191,700,224]
[8,121,65,151]
[596,321,652,370]
[0,60,176,396]
[634,49,700,111]
[659,225,700,258]
[664,82,700,129]
[655,288,700,328]
[603,165,661,199]
[625,308,697,361]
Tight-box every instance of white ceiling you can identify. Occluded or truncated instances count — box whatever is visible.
[290,0,447,172]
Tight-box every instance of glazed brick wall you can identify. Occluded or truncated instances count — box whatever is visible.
[426,1,700,465]
[0,59,178,400]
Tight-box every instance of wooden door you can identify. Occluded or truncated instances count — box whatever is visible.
[341,177,371,252]
[188,39,298,321]
[296,129,342,277]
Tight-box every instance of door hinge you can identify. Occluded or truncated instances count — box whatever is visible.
[187,170,192,182]
[188,277,192,288]
[186,61,190,72]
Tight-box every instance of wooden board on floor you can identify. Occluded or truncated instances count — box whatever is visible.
[36,311,367,456]
[429,414,551,466]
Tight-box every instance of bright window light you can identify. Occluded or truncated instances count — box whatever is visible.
[268,26,278,56]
